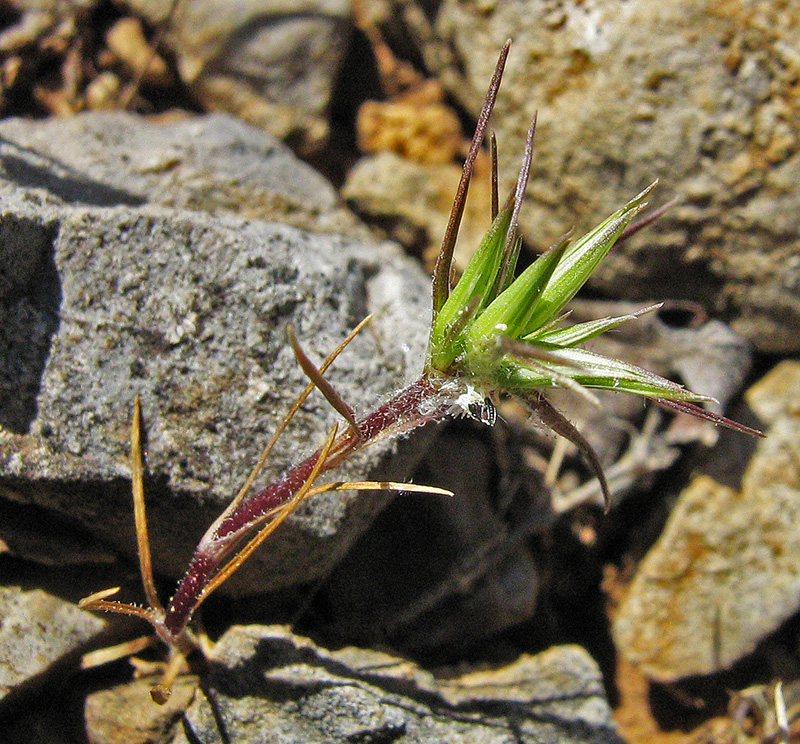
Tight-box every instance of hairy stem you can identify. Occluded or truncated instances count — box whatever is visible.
[163,375,454,636]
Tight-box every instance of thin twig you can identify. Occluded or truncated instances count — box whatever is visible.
[120,0,182,110]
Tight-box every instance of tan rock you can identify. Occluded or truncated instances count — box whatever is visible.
[342,151,491,269]
[85,675,197,744]
[614,361,800,681]
[105,17,170,86]
[439,0,800,352]
[0,586,106,703]
[127,0,352,153]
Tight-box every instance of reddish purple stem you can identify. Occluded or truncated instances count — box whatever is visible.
[164,375,450,635]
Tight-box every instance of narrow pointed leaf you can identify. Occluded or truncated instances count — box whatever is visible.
[288,324,359,434]
[617,198,677,245]
[466,232,571,344]
[490,131,499,221]
[519,182,656,336]
[432,40,510,316]
[490,112,537,297]
[653,398,765,437]
[498,345,714,401]
[526,303,662,346]
[436,294,482,367]
[428,198,514,370]
[519,390,611,510]
[498,336,600,405]
[503,365,704,400]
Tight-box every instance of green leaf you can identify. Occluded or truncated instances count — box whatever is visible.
[465,232,571,345]
[526,303,661,347]
[518,182,656,337]
[497,344,714,402]
[428,199,514,371]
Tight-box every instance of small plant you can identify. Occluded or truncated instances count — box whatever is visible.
[80,40,762,702]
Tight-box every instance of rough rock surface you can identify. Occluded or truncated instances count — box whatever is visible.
[0,585,105,704]
[127,0,352,152]
[170,624,623,744]
[342,150,493,269]
[85,675,198,744]
[437,0,800,353]
[614,361,800,681]
[0,111,432,595]
[0,111,362,235]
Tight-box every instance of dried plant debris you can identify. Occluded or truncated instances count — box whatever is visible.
[0,2,186,118]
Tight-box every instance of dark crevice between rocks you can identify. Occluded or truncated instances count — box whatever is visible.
[310,25,384,188]
[0,215,61,433]
[0,474,225,600]
[642,610,800,734]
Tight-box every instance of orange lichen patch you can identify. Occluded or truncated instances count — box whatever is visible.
[615,373,800,683]
[351,0,465,165]
[357,94,464,164]
[613,477,739,679]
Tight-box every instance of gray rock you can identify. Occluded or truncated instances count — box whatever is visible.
[0,112,432,596]
[614,361,800,681]
[0,585,106,704]
[0,111,362,235]
[171,624,622,744]
[127,0,353,153]
[436,0,800,352]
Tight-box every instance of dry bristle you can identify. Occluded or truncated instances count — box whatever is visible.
[304,480,454,498]
[132,396,163,613]
[81,636,156,669]
[79,586,121,606]
[288,324,360,435]
[222,315,373,517]
[653,397,765,437]
[432,40,511,315]
[77,597,158,622]
[196,423,341,605]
